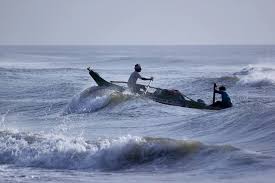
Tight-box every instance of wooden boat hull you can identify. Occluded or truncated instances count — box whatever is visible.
[88,69,222,110]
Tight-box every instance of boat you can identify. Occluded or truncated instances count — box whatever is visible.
[87,67,222,110]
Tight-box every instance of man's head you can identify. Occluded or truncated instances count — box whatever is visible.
[134,64,142,72]
[219,86,226,91]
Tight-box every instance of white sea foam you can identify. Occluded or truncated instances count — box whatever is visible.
[66,95,111,114]
[64,86,135,114]
[0,131,147,169]
[235,64,275,86]
[0,130,267,171]
[64,87,114,114]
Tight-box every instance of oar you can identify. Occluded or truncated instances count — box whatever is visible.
[212,83,217,104]
[149,86,161,90]
[110,81,128,84]
[111,80,152,94]
[144,80,152,94]
[181,93,196,102]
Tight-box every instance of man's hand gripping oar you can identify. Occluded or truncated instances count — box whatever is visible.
[144,77,154,94]
[212,83,217,105]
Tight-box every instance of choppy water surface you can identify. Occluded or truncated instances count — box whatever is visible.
[0,45,275,183]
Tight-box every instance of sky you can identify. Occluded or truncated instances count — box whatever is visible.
[0,0,275,45]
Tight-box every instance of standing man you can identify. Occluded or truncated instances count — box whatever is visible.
[128,64,153,94]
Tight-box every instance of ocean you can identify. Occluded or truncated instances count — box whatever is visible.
[0,45,275,183]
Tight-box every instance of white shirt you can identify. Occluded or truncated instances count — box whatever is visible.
[127,71,141,88]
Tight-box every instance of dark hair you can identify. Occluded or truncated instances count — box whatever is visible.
[219,86,226,91]
[134,64,141,72]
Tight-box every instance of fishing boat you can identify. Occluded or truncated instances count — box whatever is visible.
[87,67,222,110]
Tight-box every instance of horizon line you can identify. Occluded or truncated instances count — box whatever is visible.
[1,44,275,47]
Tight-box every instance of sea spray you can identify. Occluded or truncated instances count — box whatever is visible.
[64,86,134,114]
[1,110,9,128]
[234,64,275,87]
[64,87,114,114]
[0,130,271,171]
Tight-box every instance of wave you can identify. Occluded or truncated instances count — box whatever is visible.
[64,87,132,114]
[0,67,82,73]
[169,103,275,156]
[0,130,271,171]
[234,64,275,87]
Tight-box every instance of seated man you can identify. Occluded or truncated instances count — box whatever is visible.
[213,85,232,108]
[128,64,153,94]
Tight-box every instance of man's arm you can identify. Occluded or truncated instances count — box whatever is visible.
[141,77,153,81]
[137,72,153,81]
[214,89,222,94]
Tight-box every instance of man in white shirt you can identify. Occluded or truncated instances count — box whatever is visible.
[128,64,153,94]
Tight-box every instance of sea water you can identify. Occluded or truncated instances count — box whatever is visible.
[0,45,275,183]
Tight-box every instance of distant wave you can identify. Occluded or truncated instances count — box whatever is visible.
[0,130,271,171]
[234,64,275,87]
[189,64,275,91]
[0,67,82,73]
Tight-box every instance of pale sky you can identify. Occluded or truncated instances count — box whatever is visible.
[0,0,275,45]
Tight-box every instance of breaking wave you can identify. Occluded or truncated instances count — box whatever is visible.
[234,64,275,87]
[64,86,132,114]
[0,130,271,171]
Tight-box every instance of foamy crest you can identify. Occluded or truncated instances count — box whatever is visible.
[235,64,275,87]
[65,95,111,114]
[64,87,116,114]
[0,131,149,170]
[0,130,267,171]
[64,86,135,114]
